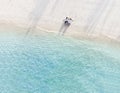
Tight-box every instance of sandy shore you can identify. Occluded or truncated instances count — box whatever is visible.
[0,22,120,48]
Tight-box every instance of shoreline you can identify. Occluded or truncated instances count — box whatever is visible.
[0,22,120,48]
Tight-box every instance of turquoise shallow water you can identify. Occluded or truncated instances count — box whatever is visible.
[0,31,120,93]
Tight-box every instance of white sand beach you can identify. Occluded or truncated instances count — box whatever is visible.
[0,1,120,93]
[0,0,120,45]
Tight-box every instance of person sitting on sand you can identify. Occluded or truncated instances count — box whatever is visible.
[59,17,73,35]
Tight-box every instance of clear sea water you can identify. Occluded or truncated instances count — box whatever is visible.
[0,29,120,93]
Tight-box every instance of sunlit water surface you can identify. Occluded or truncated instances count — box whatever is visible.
[0,29,120,93]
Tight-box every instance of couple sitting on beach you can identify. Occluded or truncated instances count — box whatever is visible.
[59,17,73,35]
[64,17,73,26]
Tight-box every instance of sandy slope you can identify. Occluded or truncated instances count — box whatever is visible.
[0,0,120,42]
